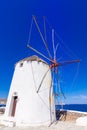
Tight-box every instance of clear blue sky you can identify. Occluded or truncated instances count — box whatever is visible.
[0,0,87,104]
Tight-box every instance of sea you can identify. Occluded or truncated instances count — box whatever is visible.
[56,104,87,112]
[0,104,6,107]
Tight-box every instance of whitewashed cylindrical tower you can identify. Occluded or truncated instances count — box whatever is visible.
[3,56,55,126]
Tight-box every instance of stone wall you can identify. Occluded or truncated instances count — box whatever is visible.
[56,110,87,121]
[0,98,6,114]
[0,108,5,114]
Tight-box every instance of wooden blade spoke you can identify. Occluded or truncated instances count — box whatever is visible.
[32,15,52,59]
[37,67,51,93]
[27,44,54,63]
[58,59,80,66]
[50,59,80,69]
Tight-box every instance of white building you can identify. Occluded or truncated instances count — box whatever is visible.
[2,56,55,127]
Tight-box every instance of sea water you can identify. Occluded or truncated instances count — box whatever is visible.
[0,104,6,107]
[56,104,87,112]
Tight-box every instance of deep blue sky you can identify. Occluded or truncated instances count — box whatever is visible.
[0,0,87,104]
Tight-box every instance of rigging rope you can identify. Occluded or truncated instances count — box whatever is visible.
[46,18,79,59]
[27,45,54,63]
[55,32,79,59]
[31,62,37,92]
[70,62,80,91]
[43,16,47,42]
[37,67,51,93]
[31,61,51,110]
[38,93,50,110]
[27,18,33,45]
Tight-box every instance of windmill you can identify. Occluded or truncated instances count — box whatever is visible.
[27,15,80,108]
[1,16,80,127]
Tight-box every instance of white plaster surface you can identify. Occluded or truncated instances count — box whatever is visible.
[0,121,87,130]
[2,56,55,126]
[76,116,87,126]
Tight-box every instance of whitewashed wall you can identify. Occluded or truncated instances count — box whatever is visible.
[4,57,55,126]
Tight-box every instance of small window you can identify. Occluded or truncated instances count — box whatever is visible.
[20,62,23,67]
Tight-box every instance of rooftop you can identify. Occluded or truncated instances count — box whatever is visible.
[16,55,48,65]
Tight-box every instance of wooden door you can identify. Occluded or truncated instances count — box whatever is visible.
[11,96,18,117]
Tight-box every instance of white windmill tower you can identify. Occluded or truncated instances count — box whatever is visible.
[2,55,55,127]
[1,16,80,127]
